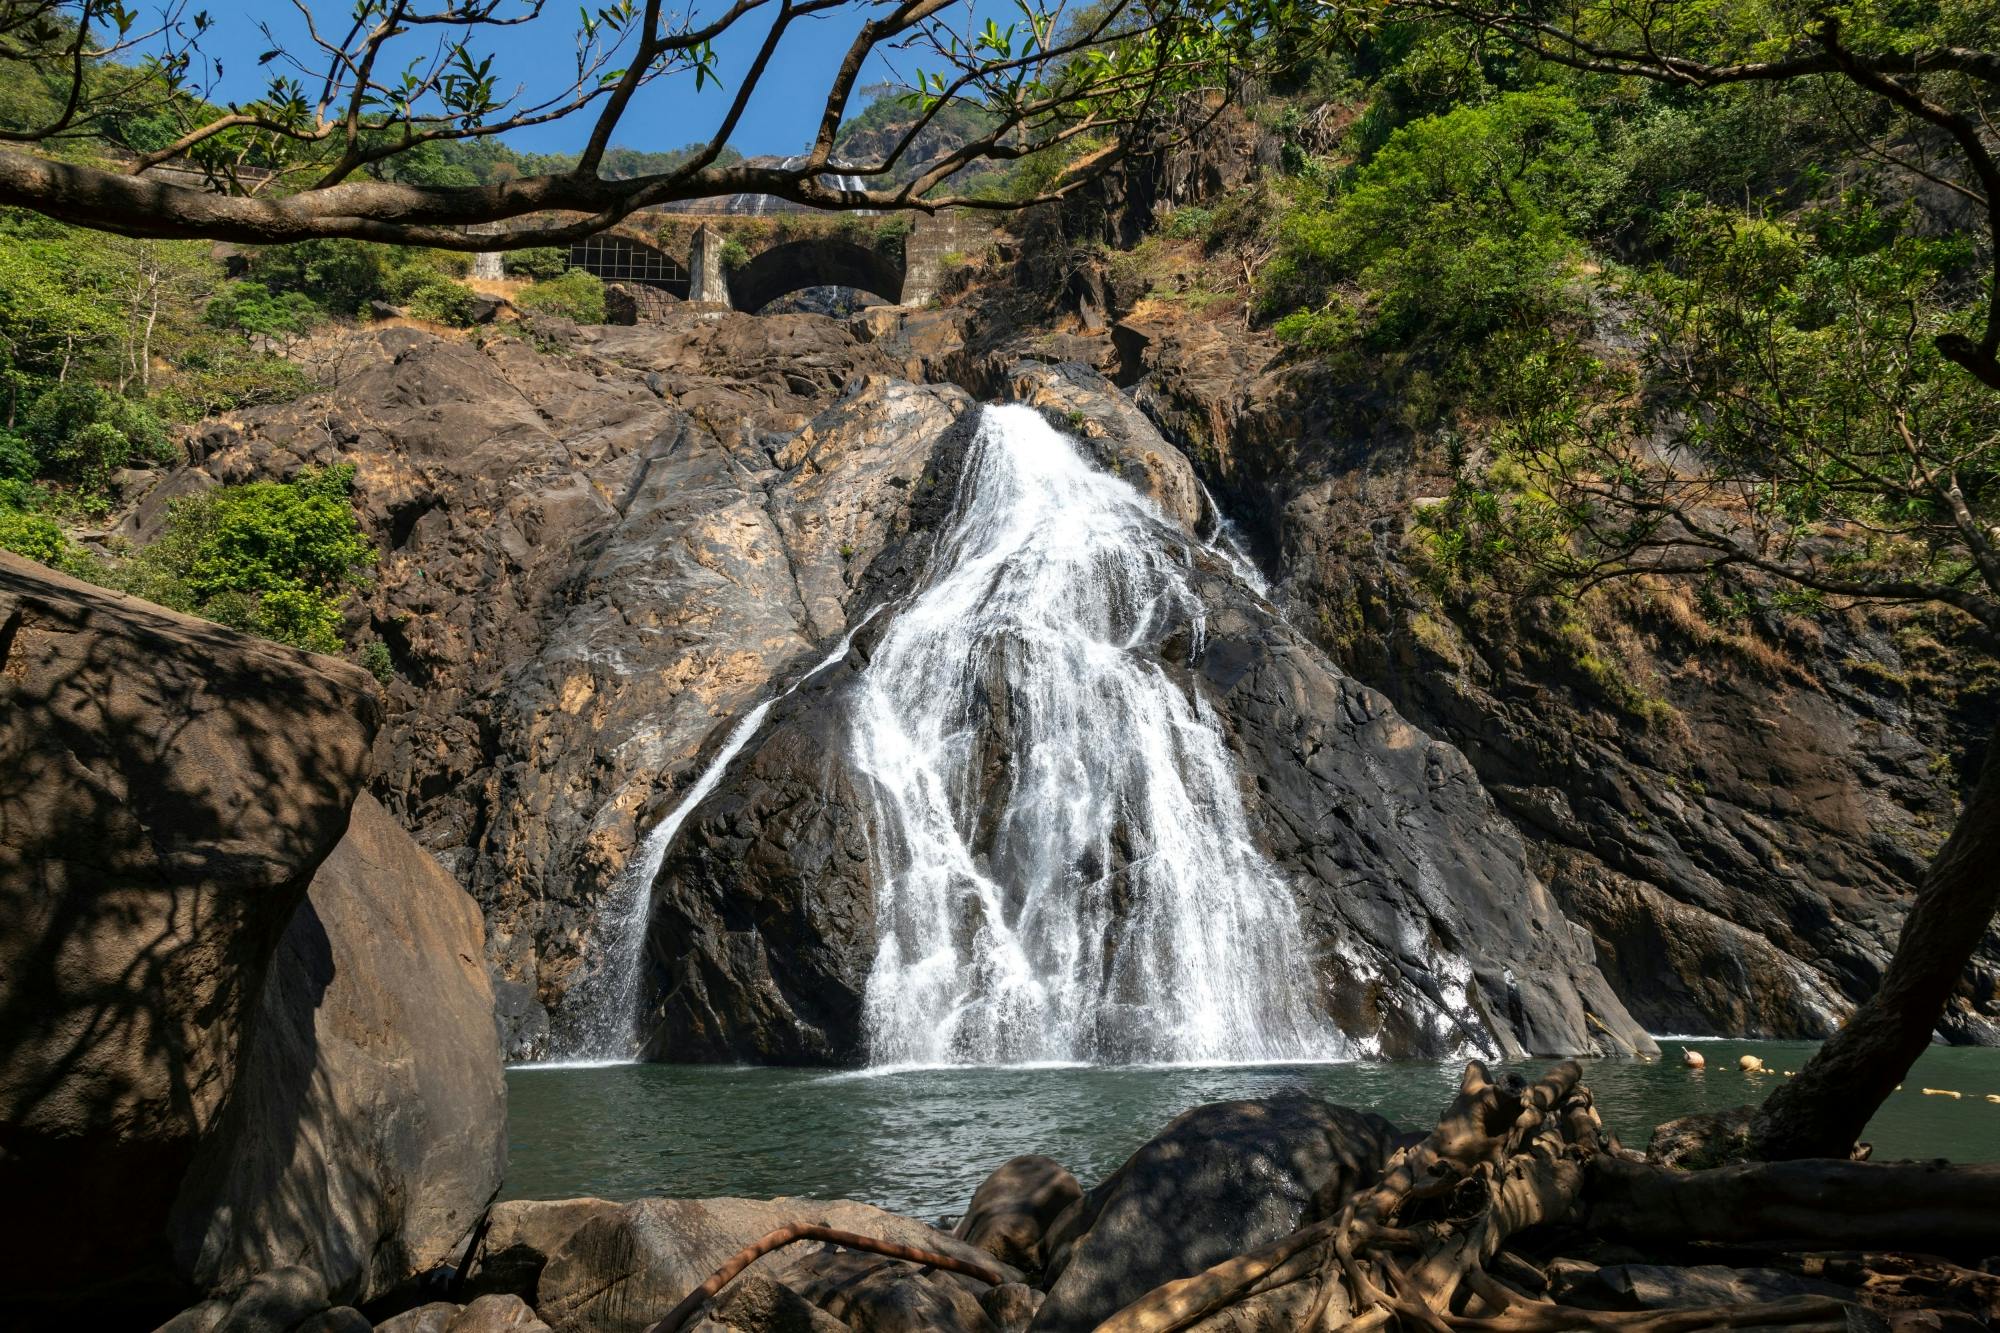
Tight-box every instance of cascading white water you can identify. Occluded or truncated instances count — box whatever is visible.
[854,405,1343,1067]
[553,611,882,1063]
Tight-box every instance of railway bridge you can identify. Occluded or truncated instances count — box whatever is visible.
[476,211,994,312]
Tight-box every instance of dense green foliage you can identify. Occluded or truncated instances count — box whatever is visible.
[0,213,312,509]
[1249,1,1999,628]
[120,465,377,656]
[0,464,377,657]
[515,269,608,324]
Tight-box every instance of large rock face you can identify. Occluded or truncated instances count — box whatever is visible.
[0,552,380,1305]
[137,316,972,1056]
[639,374,1652,1062]
[100,284,1994,1065]
[169,792,507,1305]
[1107,314,2000,1042]
[535,1196,1012,1333]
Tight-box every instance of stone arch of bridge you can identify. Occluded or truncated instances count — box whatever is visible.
[725,236,903,312]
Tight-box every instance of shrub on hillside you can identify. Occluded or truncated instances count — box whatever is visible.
[515,268,606,324]
[17,383,174,492]
[120,463,377,655]
[1264,92,1609,354]
[507,246,569,280]
[399,273,480,326]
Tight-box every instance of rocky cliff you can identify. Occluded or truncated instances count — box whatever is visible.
[107,240,1997,1061]
[641,362,1649,1062]
[1099,312,2000,1045]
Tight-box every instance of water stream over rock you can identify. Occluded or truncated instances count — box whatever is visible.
[852,404,1339,1064]
[557,611,885,1061]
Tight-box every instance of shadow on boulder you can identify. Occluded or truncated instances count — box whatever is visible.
[1031,1095,1398,1333]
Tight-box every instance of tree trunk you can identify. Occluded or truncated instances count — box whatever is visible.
[1749,721,2000,1159]
[1584,1157,2000,1259]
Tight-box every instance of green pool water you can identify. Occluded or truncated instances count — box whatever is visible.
[502,1040,2000,1219]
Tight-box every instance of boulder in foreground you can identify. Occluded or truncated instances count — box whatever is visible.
[537,1196,1016,1333]
[1033,1095,1398,1333]
[0,551,380,1305]
[170,792,507,1305]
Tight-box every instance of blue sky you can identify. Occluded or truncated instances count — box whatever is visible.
[167,2,970,158]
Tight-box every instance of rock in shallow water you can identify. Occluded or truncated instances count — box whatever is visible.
[1033,1095,1397,1333]
[954,1156,1082,1274]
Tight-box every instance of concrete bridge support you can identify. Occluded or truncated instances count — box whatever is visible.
[688,224,731,305]
[901,213,996,306]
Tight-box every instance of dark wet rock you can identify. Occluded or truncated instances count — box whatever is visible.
[1115,313,2000,1042]
[635,392,982,1063]
[212,1266,330,1333]
[782,1249,996,1332]
[686,1274,849,1333]
[536,1196,1013,1333]
[1031,1095,1398,1333]
[465,1198,622,1300]
[954,1157,1082,1273]
[981,1283,1044,1332]
[1646,1106,1757,1170]
[493,977,552,1064]
[0,552,379,1307]
[644,377,1652,1063]
[1191,567,1653,1058]
[999,361,1204,532]
[170,792,506,1305]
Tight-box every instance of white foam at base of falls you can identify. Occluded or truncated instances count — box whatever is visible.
[854,404,1344,1066]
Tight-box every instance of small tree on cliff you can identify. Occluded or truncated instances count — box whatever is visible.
[0,0,1295,247]
[1348,0,2000,1160]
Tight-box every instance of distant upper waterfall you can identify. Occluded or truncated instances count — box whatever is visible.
[854,405,1341,1066]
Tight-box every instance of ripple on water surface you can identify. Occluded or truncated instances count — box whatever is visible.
[504,1040,2000,1221]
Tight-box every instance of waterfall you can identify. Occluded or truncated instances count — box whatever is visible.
[551,611,882,1063]
[854,405,1342,1066]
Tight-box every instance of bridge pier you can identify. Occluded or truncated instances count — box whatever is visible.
[900,213,996,306]
[688,224,731,305]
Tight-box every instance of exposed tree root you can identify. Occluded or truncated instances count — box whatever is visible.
[1096,1060,1996,1333]
[645,1223,1003,1333]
